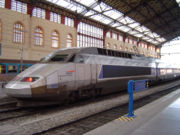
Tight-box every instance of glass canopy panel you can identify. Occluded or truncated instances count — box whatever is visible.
[124,16,135,24]
[75,0,97,7]
[152,41,159,45]
[128,22,140,28]
[148,33,155,38]
[135,26,144,32]
[111,22,121,27]
[141,26,151,33]
[129,31,139,35]
[134,33,143,38]
[152,32,160,38]
[90,14,104,21]
[157,37,166,42]
[118,17,127,25]
[161,38,166,42]
[46,0,165,44]
[142,36,150,40]
[47,0,69,7]
[84,10,95,17]
[117,26,131,32]
[100,17,112,24]
[103,9,123,19]
[69,4,85,13]
[93,2,110,12]
[176,0,180,7]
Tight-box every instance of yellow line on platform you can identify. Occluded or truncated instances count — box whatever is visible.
[117,116,134,122]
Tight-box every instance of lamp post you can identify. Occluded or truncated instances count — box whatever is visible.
[19,29,27,73]
[20,42,23,72]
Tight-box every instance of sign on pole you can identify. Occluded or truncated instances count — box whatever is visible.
[0,43,1,56]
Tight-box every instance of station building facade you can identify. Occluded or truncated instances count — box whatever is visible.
[0,0,160,75]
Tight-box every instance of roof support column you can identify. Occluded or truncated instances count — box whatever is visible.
[74,19,80,29]
[27,4,34,16]
[5,0,11,9]
[103,29,107,48]
[61,15,65,24]
[46,10,50,20]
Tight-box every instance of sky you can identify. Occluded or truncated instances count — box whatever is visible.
[161,37,180,67]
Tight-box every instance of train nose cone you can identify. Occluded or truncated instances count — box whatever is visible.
[5,82,32,98]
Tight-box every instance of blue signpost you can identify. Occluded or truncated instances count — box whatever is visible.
[126,79,149,118]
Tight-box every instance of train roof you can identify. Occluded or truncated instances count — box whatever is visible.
[55,47,156,60]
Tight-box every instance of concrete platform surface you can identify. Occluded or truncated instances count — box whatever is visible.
[84,89,180,135]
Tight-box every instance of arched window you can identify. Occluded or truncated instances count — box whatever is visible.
[113,44,117,50]
[66,34,72,48]
[13,22,24,43]
[52,30,59,48]
[34,26,43,46]
[0,20,2,41]
[106,43,111,49]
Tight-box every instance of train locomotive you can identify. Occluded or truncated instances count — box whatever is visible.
[5,47,180,104]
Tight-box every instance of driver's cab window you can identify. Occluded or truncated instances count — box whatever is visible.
[74,55,84,63]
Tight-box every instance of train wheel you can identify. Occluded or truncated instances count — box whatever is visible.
[67,91,79,104]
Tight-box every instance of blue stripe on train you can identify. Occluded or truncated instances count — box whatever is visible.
[99,65,151,79]
[98,66,103,79]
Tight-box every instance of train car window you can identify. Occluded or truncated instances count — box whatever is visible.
[108,50,112,56]
[120,52,124,57]
[115,51,118,56]
[124,53,128,58]
[40,52,54,62]
[102,49,107,55]
[112,51,115,56]
[128,54,132,58]
[68,54,76,62]
[50,54,68,62]
[117,52,120,57]
[98,48,106,55]
[97,48,102,55]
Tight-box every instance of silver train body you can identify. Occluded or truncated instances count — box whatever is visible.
[5,47,180,101]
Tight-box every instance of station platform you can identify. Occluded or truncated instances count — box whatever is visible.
[84,88,180,135]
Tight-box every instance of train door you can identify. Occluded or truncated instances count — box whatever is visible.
[90,64,97,85]
[75,64,92,89]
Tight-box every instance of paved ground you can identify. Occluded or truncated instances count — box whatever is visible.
[84,89,180,135]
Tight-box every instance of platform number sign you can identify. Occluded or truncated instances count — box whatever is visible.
[0,43,1,56]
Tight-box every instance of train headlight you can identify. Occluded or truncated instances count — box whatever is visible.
[21,77,39,82]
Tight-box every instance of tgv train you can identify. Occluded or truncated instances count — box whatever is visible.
[5,47,180,103]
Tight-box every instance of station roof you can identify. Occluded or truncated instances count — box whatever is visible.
[101,0,180,46]
[22,0,180,46]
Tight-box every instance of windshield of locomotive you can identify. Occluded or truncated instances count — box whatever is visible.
[40,53,68,63]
